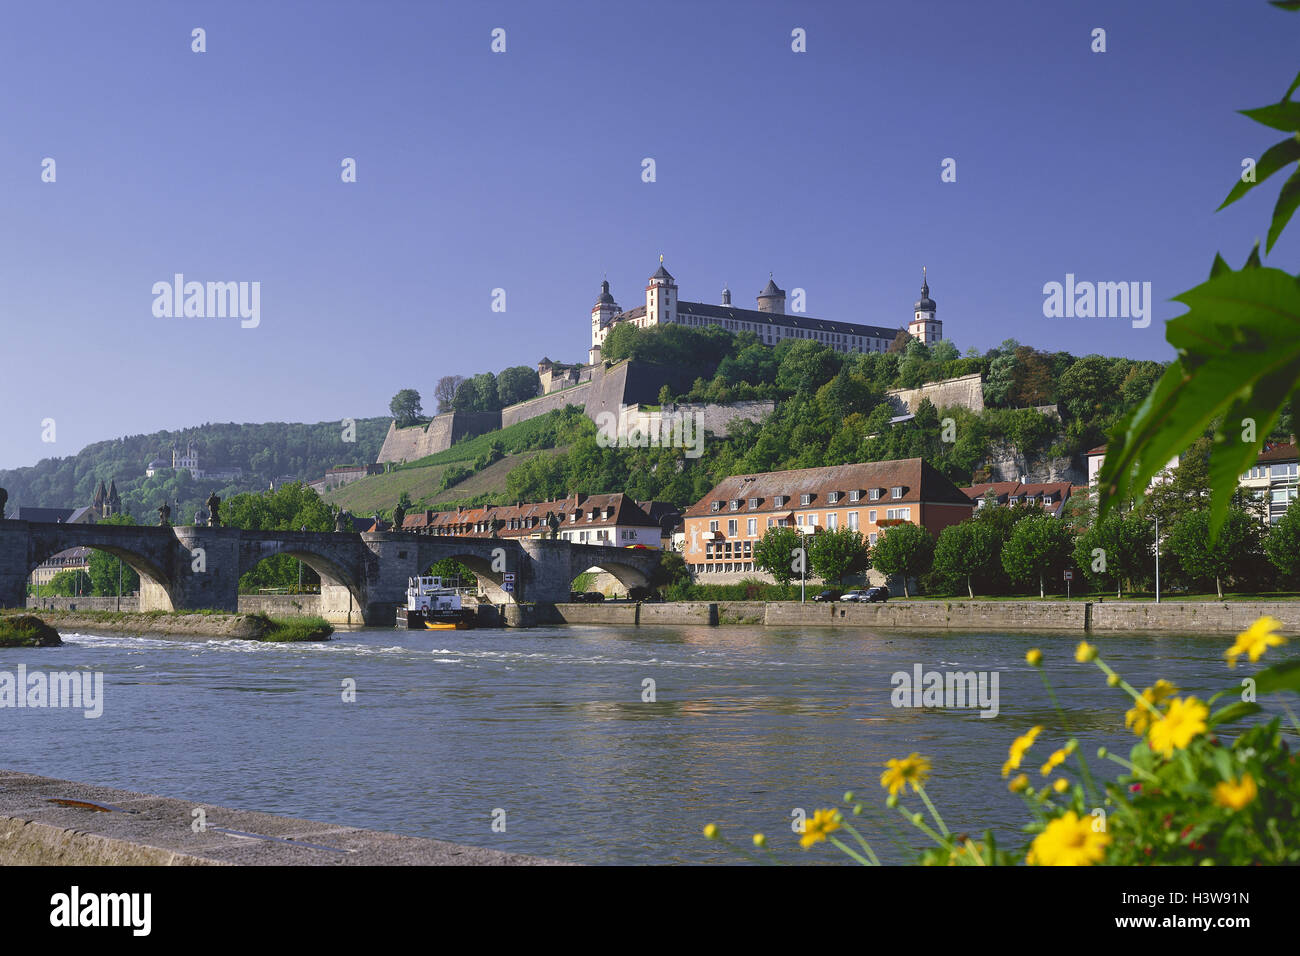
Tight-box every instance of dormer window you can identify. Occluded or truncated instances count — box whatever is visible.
[1008,496,1020,505]
[748,497,759,508]
[827,491,840,504]
[730,499,741,511]
[1042,496,1052,505]
[891,486,903,499]
[849,490,860,502]
[711,501,722,512]
[868,488,881,501]
[800,494,812,506]
[774,495,786,508]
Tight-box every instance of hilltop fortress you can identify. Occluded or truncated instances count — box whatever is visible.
[378,260,967,464]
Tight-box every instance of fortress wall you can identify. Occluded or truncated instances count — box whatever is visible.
[375,412,503,464]
[886,373,985,416]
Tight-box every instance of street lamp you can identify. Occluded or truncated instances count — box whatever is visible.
[1152,514,1161,604]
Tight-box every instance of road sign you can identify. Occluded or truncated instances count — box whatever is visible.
[503,572,516,582]
[1063,570,1074,581]
[503,582,514,593]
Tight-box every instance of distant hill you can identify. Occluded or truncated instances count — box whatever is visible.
[0,418,390,522]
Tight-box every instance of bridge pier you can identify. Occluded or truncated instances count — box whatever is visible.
[0,522,30,610]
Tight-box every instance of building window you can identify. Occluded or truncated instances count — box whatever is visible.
[869,533,878,546]
[774,495,785,507]
[827,513,838,530]
[747,518,757,536]
[891,486,903,499]
[868,489,881,501]
[709,520,719,533]
[748,497,759,508]
[711,501,721,512]
[767,518,774,528]
[800,494,812,505]
[727,519,738,536]
[849,490,860,502]
[848,512,859,531]
[827,491,839,504]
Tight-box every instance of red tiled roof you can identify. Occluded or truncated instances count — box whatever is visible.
[1257,442,1298,464]
[683,458,972,519]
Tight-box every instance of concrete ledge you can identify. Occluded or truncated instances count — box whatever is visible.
[640,602,718,626]
[0,771,568,866]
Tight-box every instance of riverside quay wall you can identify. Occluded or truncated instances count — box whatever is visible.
[0,771,565,866]
[506,600,1300,632]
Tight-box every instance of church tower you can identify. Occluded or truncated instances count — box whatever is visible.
[756,274,786,314]
[92,480,107,518]
[645,256,677,328]
[106,479,121,518]
[590,279,620,363]
[908,267,941,345]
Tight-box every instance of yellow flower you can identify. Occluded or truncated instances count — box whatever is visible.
[799,808,841,849]
[1125,680,1177,736]
[752,832,768,848]
[1027,811,1111,866]
[1002,726,1043,777]
[1041,747,1069,776]
[1026,648,1043,667]
[1107,672,1120,686]
[1075,641,1097,663]
[1225,616,1287,668]
[1147,697,1208,758]
[1008,774,1030,793]
[1212,774,1257,811]
[1053,777,1070,793]
[703,823,719,840]
[880,753,932,795]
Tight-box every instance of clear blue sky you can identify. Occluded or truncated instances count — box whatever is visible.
[1,0,1295,470]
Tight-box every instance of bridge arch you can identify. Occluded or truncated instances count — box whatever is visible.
[26,527,179,611]
[236,535,366,622]
[414,540,522,604]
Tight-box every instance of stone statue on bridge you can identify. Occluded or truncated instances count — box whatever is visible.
[545,510,560,539]
[206,492,222,527]
[157,502,171,527]
[334,509,352,533]
[392,503,406,532]
[0,486,7,520]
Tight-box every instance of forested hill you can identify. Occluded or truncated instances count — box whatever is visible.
[0,417,390,520]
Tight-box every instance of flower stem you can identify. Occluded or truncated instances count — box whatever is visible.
[916,785,950,837]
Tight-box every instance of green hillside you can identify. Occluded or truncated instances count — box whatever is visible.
[0,418,391,522]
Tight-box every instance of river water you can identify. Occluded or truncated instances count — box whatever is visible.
[1,624,1286,864]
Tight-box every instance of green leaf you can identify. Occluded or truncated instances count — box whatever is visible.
[1267,167,1300,252]
[1242,102,1300,132]
[1098,267,1300,534]
[1209,251,1232,278]
[1270,0,1300,11]
[1218,136,1300,211]
[1208,700,1262,727]
[1287,68,1300,102]
[1255,658,1300,694]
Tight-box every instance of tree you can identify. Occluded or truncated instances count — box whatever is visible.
[1001,515,1074,598]
[390,389,424,426]
[1165,508,1261,599]
[871,523,934,598]
[932,521,998,598]
[1073,511,1153,597]
[1265,496,1300,584]
[754,525,804,587]
[807,527,868,588]
[497,366,541,406]
[87,513,141,597]
[887,329,912,354]
[434,376,464,413]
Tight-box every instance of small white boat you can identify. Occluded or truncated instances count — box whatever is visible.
[396,575,474,630]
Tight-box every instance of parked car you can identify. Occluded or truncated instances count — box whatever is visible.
[862,586,890,603]
[627,586,660,602]
[813,589,842,602]
[569,591,606,603]
[839,590,866,602]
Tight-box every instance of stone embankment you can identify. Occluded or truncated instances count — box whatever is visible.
[10,610,277,640]
[0,771,565,866]
[504,600,1300,633]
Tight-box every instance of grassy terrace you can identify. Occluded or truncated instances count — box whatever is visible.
[0,608,333,643]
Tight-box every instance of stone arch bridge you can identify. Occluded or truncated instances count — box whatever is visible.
[0,521,660,625]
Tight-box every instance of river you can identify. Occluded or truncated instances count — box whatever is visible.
[1,624,1284,864]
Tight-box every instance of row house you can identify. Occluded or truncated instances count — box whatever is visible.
[402,493,663,547]
[961,480,1076,518]
[681,458,974,577]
